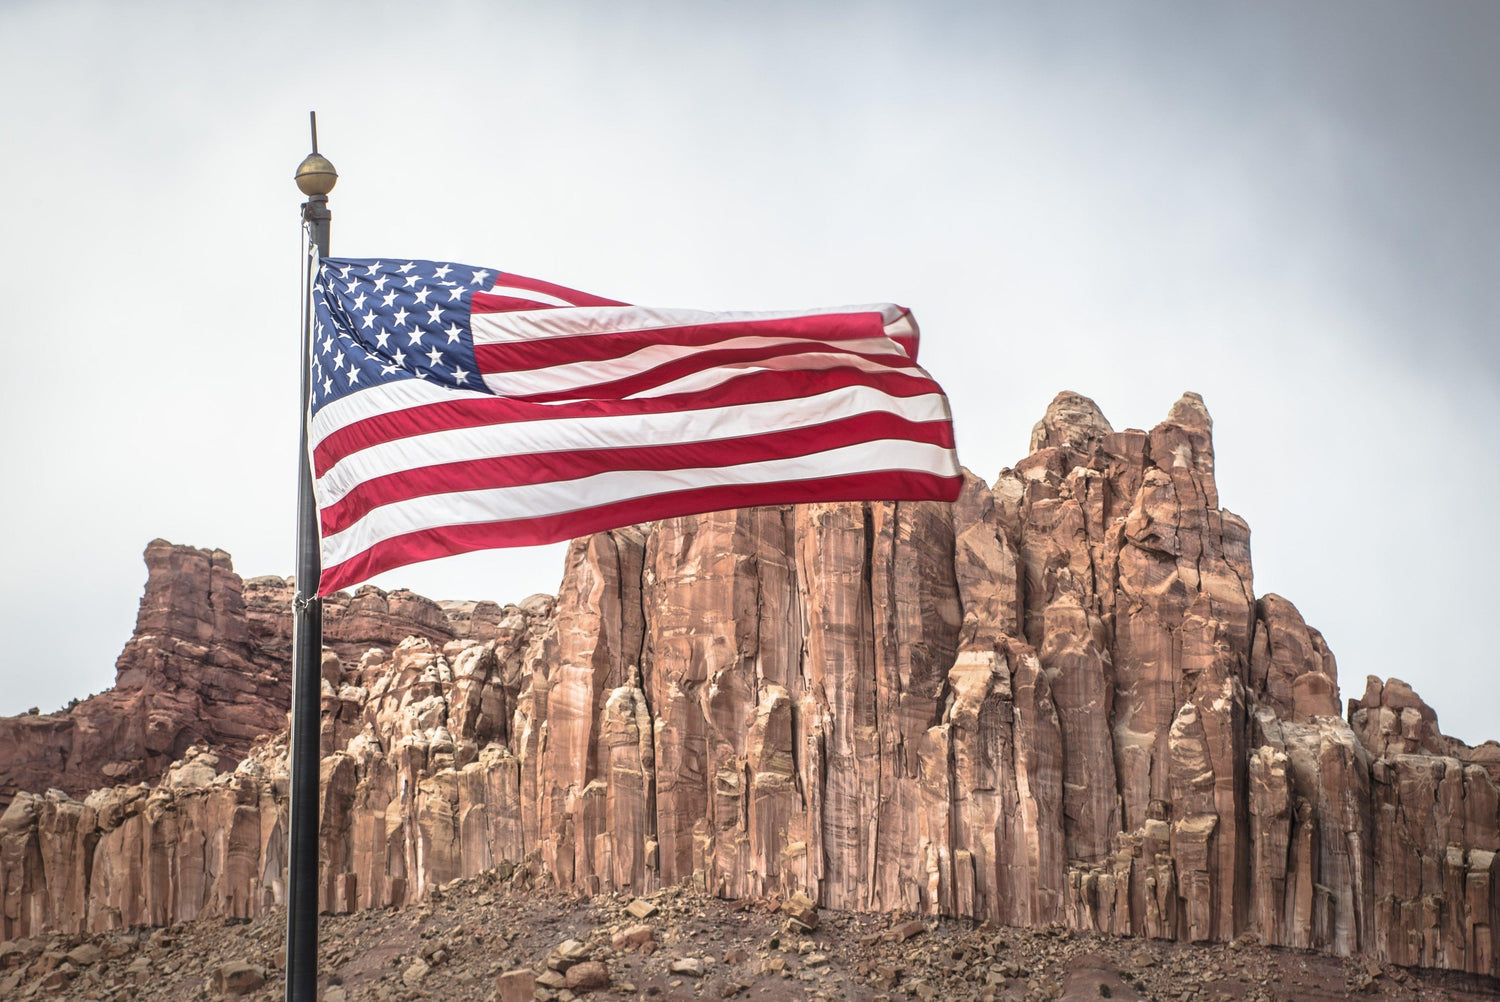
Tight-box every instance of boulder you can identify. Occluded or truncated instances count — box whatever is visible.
[496,968,536,1002]
[211,961,266,995]
[565,960,610,990]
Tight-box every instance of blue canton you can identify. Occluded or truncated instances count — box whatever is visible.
[311,257,495,415]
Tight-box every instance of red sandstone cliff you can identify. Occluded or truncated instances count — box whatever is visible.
[0,540,513,810]
[0,542,287,807]
[1,392,1496,979]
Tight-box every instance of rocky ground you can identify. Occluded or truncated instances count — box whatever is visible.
[2,869,1495,1002]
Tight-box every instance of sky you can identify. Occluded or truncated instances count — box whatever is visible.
[1,1,1496,742]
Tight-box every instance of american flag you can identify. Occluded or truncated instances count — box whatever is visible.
[309,258,962,594]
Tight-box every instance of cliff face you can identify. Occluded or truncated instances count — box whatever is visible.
[2,392,1497,979]
[0,542,288,807]
[0,541,506,811]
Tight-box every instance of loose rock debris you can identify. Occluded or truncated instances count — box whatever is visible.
[0,870,1495,1001]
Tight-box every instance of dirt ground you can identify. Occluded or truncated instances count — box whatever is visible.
[2,869,1496,1001]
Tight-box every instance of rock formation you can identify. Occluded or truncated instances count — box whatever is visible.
[0,541,288,808]
[2,391,1497,981]
[0,540,508,810]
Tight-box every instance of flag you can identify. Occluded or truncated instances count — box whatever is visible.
[309,258,962,595]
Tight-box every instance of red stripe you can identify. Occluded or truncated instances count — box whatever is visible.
[320,414,956,537]
[318,470,963,595]
[313,366,943,476]
[472,312,896,372]
[471,293,565,313]
[485,341,917,403]
[481,272,628,309]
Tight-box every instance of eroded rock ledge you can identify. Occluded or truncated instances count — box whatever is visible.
[2,391,1496,979]
[0,541,501,809]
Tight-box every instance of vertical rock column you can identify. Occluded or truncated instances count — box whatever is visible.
[533,529,646,893]
[642,508,802,896]
[793,502,879,909]
[868,501,964,916]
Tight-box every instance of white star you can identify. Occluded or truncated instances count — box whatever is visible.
[319,263,330,277]
[452,366,469,385]
[403,273,421,287]
[470,269,491,286]
[381,363,399,376]
[392,306,410,328]
[406,329,424,347]
[346,367,361,385]
[361,310,377,329]
[352,292,368,310]
[398,261,416,274]
[381,290,399,307]
[392,349,406,367]
[433,264,452,279]
[444,323,463,344]
[373,275,389,292]
[374,329,391,349]
[320,335,333,354]
[413,287,431,305]
[334,349,345,369]
[447,284,466,301]
[426,345,443,367]
[416,371,428,380]
[322,376,333,395]
[365,261,382,276]
[426,305,444,324]
[339,265,355,280]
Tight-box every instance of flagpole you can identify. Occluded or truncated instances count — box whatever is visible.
[290,112,336,1002]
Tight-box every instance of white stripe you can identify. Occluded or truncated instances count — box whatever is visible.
[316,385,952,507]
[484,283,576,308]
[626,352,931,399]
[477,335,913,397]
[312,377,494,450]
[469,304,912,346]
[320,438,960,567]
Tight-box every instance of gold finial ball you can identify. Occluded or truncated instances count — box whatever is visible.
[295,152,338,196]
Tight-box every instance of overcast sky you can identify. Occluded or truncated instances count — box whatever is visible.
[2,1,1496,743]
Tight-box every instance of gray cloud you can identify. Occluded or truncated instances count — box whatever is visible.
[0,1,1494,741]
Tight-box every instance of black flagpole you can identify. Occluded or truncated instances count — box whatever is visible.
[290,112,336,1002]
